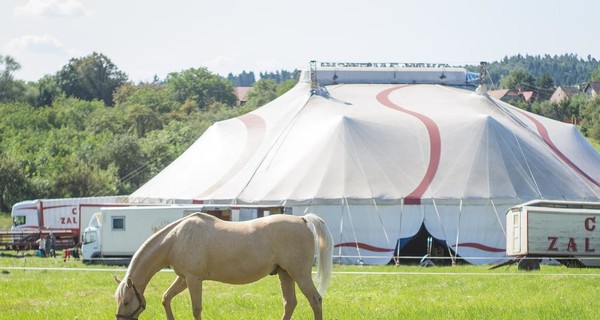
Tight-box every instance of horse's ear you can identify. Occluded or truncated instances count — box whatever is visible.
[126,277,134,287]
[114,276,121,284]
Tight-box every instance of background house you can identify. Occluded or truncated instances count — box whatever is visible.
[585,82,600,98]
[234,87,252,106]
[550,86,580,104]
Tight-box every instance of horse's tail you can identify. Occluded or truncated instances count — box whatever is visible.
[303,213,333,296]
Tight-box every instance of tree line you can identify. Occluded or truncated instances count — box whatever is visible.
[1,52,600,213]
[482,53,599,87]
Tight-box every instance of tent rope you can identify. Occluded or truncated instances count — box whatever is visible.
[453,198,463,266]
[513,130,543,197]
[490,199,507,237]
[394,197,405,265]
[344,197,363,265]
[337,201,345,263]
[372,198,393,254]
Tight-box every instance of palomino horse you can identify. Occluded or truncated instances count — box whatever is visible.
[114,212,333,320]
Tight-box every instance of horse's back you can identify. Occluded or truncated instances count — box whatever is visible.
[165,213,315,283]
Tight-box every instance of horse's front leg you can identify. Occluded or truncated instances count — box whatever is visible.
[185,275,204,319]
[163,276,188,320]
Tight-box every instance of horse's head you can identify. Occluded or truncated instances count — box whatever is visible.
[114,276,146,320]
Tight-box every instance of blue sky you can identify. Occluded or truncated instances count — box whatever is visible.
[2,0,599,82]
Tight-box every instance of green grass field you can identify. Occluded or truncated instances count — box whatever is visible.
[1,252,600,319]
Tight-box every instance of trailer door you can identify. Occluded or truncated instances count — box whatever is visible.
[512,210,521,253]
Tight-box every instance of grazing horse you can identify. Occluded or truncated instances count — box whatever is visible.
[114,212,333,320]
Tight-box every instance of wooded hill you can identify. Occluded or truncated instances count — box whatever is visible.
[480,53,599,87]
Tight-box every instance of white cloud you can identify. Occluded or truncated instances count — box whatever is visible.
[4,34,67,55]
[13,0,91,18]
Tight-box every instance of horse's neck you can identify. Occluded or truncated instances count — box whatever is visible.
[126,226,173,293]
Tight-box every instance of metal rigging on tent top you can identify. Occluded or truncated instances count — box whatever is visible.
[475,61,489,96]
[310,60,319,92]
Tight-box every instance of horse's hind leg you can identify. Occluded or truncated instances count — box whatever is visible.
[277,269,298,320]
[163,276,188,320]
[295,275,323,320]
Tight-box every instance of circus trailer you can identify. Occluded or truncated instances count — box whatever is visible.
[506,200,600,268]
[10,196,130,246]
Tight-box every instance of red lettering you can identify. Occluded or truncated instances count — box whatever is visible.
[60,217,77,224]
[567,238,578,252]
[72,208,77,215]
[585,217,596,231]
[585,238,595,252]
[547,237,558,251]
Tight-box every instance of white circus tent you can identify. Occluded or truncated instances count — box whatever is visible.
[131,63,600,264]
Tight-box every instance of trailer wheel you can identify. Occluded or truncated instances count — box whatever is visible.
[518,257,540,271]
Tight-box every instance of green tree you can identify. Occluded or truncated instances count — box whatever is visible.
[500,69,535,91]
[591,65,600,82]
[0,55,28,103]
[50,155,118,197]
[125,104,162,138]
[114,83,178,115]
[56,52,128,106]
[0,154,34,212]
[276,79,298,96]
[535,73,555,100]
[91,134,147,194]
[244,79,278,109]
[165,68,236,110]
[36,75,62,106]
[579,96,600,139]
[531,100,563,121]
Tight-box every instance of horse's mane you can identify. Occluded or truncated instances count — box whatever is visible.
[115,278,128,301]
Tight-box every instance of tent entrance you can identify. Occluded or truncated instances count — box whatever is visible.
[392,224,456,266]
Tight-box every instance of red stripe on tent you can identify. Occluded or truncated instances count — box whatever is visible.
[334,242,395,253]
[516,110,600,188]
[376,86,441,205]
[454,242,505,253]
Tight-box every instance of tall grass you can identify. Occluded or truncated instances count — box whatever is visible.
[1,253,600,319]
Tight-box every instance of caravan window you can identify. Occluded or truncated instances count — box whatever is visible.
[13,216,26,227]
[112,216,125,231]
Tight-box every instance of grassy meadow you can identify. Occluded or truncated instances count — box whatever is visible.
[1,251,600,319]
